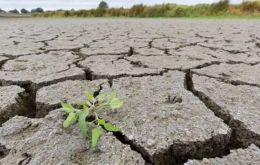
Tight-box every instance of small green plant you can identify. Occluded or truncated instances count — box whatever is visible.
[61,91,123,148]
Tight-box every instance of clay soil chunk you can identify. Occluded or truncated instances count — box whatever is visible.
[101,71,230,164]
[36,79,107,117]
[135,47,166,56]
[78,55,162,78]
[0,85,25,124]
[185,144,260,165]
[125,55,213,70]
[80,41,129,55]
[0,40,44,56]
[175,45,260,64]
[193,63,260,86]
[0,51,85,87]
[0,110,145,165]
[192,75,260,146]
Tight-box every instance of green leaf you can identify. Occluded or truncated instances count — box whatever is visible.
[78,110,89,137]
[83,104,90,111]
[109,98,123,110]
[98,119,105,126]
[104,123,121,132]
[61,102,74,114]
[63,112,78,128]
[85,91,95,102]
[92,128,102,148]
[86,100,92,107]
[97,93,107,102]
[108,91,117,102]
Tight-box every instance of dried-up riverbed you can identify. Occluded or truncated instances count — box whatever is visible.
[0,18,260,165]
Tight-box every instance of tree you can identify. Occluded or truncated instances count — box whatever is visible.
[31,8,44,13]
[9,9,19,14]
[98,1,109,9]
[21,8,29,14]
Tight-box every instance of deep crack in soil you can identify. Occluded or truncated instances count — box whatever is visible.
[184,70,260,155]
[0,143,10,159]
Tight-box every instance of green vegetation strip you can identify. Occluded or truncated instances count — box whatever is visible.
[31,1,260,18]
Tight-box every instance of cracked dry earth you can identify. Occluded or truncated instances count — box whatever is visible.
[0,18,260,165]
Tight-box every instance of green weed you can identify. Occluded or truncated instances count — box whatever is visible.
[61,91,123,148]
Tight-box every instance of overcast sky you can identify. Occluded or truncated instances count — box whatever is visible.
[0,0,243,11]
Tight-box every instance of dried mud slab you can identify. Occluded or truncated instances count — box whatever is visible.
[0,86,25,124]
[45,35,87,50]
[0,110,144,165]
[36,79,107,117]
[175,45,260,64]
[46,40,86,51]
[152,37,204,50]
[80,38,149,55]
[0,40,44,56]
[125,55,213,70]
[135,47,166,56]
[79,55,162,78]
[192,75,260,146]
[185,144,260,165]
[0,51,85,88]
[80,40,130,55]
[101,71,230,164]
[198,40,254,54]
[193,63,260,86]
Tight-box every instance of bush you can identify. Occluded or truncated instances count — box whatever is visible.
[9,9,19,14]
[129,4,145,17]
[241,1,260,12]
[95,8,106,17]
[210,0,229,14]
[175,7,187,17]
[192,4,212,16]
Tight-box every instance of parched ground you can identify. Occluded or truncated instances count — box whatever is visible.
[0,18,260,165]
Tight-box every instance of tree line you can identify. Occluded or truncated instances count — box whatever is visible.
[1,1,260,17]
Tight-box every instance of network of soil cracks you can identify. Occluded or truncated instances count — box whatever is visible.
[0,19,260,165]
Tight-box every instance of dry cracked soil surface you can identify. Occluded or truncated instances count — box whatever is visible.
[0,18,260,165]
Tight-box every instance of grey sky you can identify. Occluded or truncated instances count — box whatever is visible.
[0,0,243,11]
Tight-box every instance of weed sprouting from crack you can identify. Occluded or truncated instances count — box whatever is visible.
[61,91,123,148]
